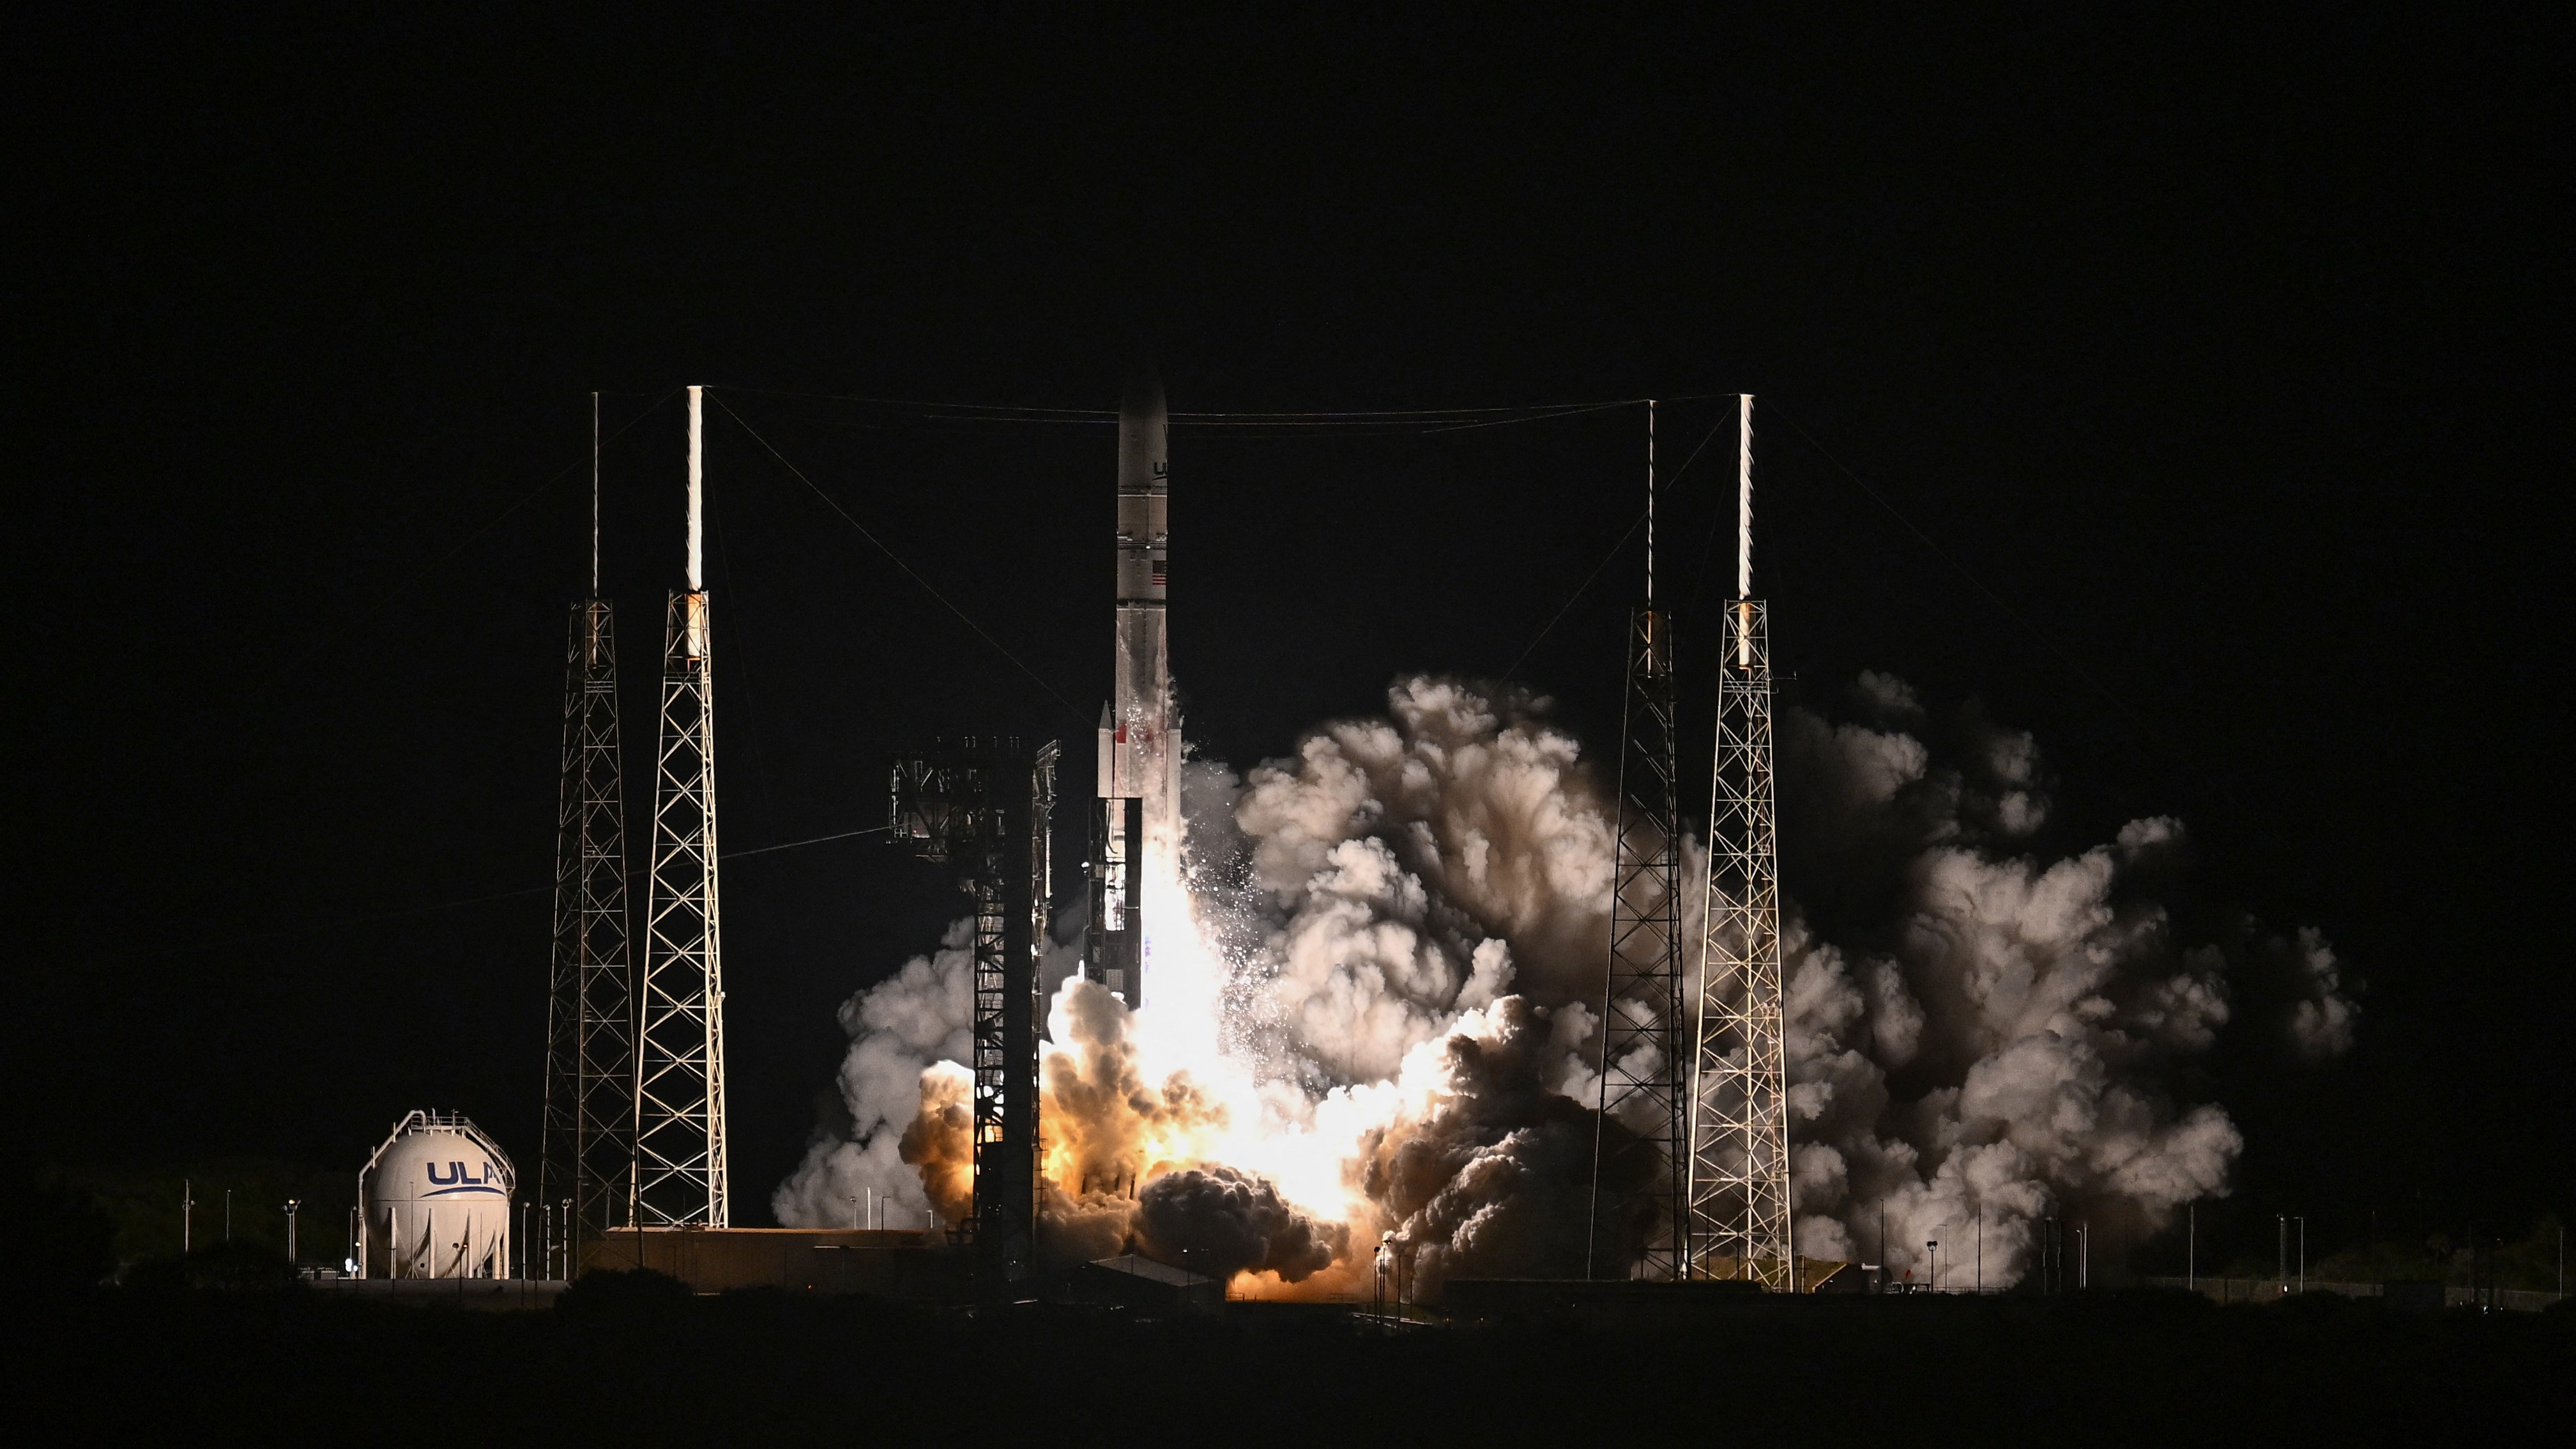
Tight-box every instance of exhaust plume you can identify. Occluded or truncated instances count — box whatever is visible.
[778,671,2354,1292]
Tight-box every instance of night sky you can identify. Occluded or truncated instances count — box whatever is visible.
[13,10,2564,1255]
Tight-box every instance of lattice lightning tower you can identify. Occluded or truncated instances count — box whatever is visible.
[636,385,729,1227]
[1589,399,1691,1280]
[541,393,636,1263]
[1688,394,1793,1287]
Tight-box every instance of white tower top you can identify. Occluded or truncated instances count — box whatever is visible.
[1645,398,1658,606]
[686,385,705,592]
[1737,393,1755,600]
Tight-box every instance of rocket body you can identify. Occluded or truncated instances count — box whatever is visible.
[1107,376,1171,800]
[1090,376,1174,1006]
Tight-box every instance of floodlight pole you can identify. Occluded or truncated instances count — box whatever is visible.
[182,1180,194,1255]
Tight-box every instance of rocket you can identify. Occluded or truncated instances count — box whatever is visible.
[1088,373,1175,1007]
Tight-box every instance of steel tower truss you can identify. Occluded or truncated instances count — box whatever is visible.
[891,737,1057,1293]
[1689,596,1793,1287]
[636,589,728,1227]
[1589,607,1691,1280]
[541,598,636,1259]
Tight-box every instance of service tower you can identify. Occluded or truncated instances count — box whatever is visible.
[1088,374,1174,1008]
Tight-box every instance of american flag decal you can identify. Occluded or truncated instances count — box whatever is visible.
[1151,558,1168,587]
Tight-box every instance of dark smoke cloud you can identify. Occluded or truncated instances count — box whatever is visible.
[1355,996,1642,1291]
[1134,1165,1345,1282]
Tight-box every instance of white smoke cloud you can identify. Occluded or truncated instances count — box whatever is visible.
[777,671,2352,1293]
[1767,684,2359,1285]
[2283,927,2359,1061]
[770,920,973,1231]
[1230,678,1615,1090]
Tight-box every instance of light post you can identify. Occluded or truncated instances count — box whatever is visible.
[1375,1231,1394,1327]
[2296,1216,2306,1295]
[2275,1214,2288,1296]
[286,1199,301,1266]
[1976,1210,1983,1294]
[561,1199,572,1279]
[1927,1240,1939,1294]
[182,1180,195,1256]
[1396,1240,1410,1323]
[225,1188,233,1243]
[2188,1202,2196,1293]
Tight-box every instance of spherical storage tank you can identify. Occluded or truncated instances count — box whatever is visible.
[360,1110,515,1278]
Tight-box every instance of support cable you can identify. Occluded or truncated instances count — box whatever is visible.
[1502,400,1739,683]
[317,389,682,656]
[1501,509,1646,684]
[707,395,1090,728]
[1767,405,2142,725]
[706,384,1732,434]
[110,826,895,960]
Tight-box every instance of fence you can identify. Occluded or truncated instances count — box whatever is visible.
[2142,1277,2566,1313]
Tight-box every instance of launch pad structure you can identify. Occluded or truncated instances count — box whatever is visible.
[522,376,1790,1298]
[891,738,1059,1293]
[528,379,1092,1294]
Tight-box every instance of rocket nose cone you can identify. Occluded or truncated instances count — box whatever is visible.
[1120,369,1166,424]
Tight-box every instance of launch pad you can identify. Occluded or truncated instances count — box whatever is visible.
[583,1227,962,1297]
[512,380,1787,1302]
